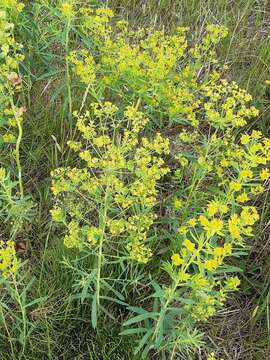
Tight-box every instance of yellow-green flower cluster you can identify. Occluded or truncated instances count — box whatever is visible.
[0,0,25,13]
[67,8,258,132]
[79,7,114,39]
[169,128,270,321]
[52,209,103,249]
[51,102,170,263]
[61,1,75,18]
[0,239,19,278]
[214,130,270,193]
[68,50,97,85]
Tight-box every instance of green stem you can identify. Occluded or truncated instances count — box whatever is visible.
[65,18,72,118]
[182,128,217,221]
[38,221,52,292]
[9,93,24,199]
[153,281,178,343]
[79,83,91,114]
[15,115,23,199]
[96,184,109,314]
[154,242,205,353]
[13,276,27,357]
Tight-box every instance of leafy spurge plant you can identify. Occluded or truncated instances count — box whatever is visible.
[0,3,36,358]
[51,102,170,325]
[0,3,28,279]
[50,5,270,358]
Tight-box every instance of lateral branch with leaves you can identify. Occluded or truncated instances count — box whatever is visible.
[0,3,32,278]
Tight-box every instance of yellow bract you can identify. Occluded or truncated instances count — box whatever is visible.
[61,2,75,17]
[171,253,183,266]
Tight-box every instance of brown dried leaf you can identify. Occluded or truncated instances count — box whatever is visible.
[7,72,22,87]
[15,240,28,254]
[17,106,27,116]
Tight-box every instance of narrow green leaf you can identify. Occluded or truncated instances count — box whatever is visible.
[124,312,159,327]
[134,329,153,355]
[91,294,97,329]
[99,295,126,306]
[215,265,243,274]
[120,327,148,336]
[127,306,149,315]
[102,279,125,300]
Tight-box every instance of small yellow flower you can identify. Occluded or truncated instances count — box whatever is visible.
[229,180,242,192]
[260,168,270,181]
[213,247,224,257]
[192,274,209,287]
[173,198,183,209]
[225,276,240,290]
[220,158,229,167]
[229,213,241,237]
[251,185,264,195]
[236,193,249,203]
[209,218,223,235]
[207,353,217,360]
[179,271,190,282]
[171,253,183,266]
[178,226,188,235]
[50,207,65,222]
[241,206,259,226]
[205,259,219,271]
[207,201,219,217]
[187,218,197,227]
[183,238,195,252]
[207,200,228,217]
[251,130,262,140]
[199,215,209,227]
[179,130,192,142]
[93,135,111,147]
[240,134,250,145]
[219,204,229,214]
[202,217,223,237]
[239,169,253,180]
[3,133,16,142]
[61,2,75,17]
[223,243,232,255]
